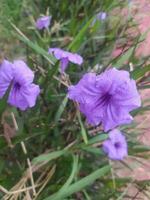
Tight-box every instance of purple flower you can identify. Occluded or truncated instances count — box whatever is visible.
[92,12,107,26]
[102,129,128,160]
[0,60,40,110]
[36,16,51,30]
[96,12,107,21]
[68,68,141,131]
[48,48,83,73]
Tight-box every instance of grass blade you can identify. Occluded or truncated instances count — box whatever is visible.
[44,165,110,200]
[33,149,67,163]
[77,112,88,144]
[49,155,78,200]
[55,95,68,123]
[68,18,93,52]
[131,65,150,80]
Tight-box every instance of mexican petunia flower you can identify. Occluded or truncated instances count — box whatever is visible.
[48,48,83,73]
[102,129,128,160]
[0,60,40,110]
[92,12,107,26]
[96,12,107,21]
[68,68,141,131]
[36,16,51,30]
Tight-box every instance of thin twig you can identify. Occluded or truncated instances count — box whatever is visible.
[11,112,19,131]
[27,158,36,196]
[1,185,39,195]
[33,165,56,200]
[11,112,36,197]
[53,75,69,87]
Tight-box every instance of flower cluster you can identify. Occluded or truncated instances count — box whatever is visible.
[0,60,40,110]
[68,68,141,160]
[1,11,141,162]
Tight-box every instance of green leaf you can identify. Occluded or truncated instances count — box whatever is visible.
[44,165,110,200]
[88,134,108,145]
[50,155,78,200]
[83,190,91,200]
[131,65,150,80]
[32,149,67,163]
[77,112,88,144]
[114,29,150,68]
[132,145,150,152]
[132,105,150,116]
[68,17,93,52]
[114,47,134,68]
[55,96,68,123]
[139,84,150,89]
[81,146,104,155]
[78,134,108,148]
[60,155,78,192]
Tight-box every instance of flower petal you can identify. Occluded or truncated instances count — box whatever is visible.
[48,48,64,60]
[21,84,40,108]
[113,80,141,110]
[67,52,83,65]
[8,83,40,111]
[60,57,69,73]
[48,48,83,66]
[68,73,99,104]
[103,104,133,131]
[0,60,13,98]
[13,60,34,85]
[36,16,51,30]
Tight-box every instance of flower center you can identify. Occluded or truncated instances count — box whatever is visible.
[14,82,21,90]
[104,93,112,102]
[114,142,121,149]
[100,93,112,106]
[95,92,112,109]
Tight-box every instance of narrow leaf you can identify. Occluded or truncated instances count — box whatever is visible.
[131,65,150,80]
[68,18,93,51]
[44,165,110,200]
[50,155,78,200]
[77,112,88,144]
[33,149,67,163]
[114,47,134,68]
[55,96,68,122]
